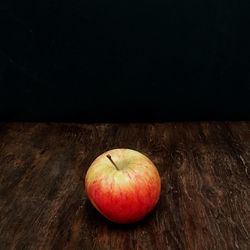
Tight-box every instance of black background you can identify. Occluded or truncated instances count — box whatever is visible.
[0,0,250,122]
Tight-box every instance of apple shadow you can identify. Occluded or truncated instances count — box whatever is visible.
[84,199,159,231]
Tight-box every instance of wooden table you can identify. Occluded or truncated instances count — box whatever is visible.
[0,122,250,250]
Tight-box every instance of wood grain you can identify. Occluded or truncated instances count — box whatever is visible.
[0,122,249,250]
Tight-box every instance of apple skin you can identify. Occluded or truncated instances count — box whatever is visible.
[85,148,161,224]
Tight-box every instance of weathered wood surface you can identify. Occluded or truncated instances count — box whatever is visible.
[0,122,250,250]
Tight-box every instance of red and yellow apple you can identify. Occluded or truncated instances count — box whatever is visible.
[85,148,161,224]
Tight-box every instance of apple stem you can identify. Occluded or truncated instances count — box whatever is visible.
[106,154,120,170]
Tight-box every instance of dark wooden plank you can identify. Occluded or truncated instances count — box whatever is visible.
[0,122,249,250]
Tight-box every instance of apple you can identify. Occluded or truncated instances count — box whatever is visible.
[85,148,161,224]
